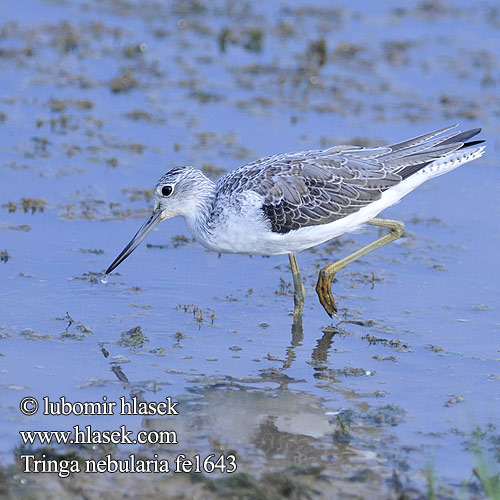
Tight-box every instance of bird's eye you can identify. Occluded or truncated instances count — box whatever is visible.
[162,185,173,197]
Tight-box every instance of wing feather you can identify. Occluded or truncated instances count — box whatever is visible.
[214,125,482,234]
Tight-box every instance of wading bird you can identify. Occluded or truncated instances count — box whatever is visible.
[104,125,484,317]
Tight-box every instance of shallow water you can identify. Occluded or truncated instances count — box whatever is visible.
[1,0,499,498]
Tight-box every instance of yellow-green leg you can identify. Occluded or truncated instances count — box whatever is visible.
[288,253,305,321]
[315,218,405,317]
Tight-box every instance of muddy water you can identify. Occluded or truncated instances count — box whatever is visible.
[1,0,499,498]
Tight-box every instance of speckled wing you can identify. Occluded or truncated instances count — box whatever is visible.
[215,148,399,233]
[216,125,482,234]
[258,154,403,233]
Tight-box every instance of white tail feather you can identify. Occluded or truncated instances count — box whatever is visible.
[420,145,485,179]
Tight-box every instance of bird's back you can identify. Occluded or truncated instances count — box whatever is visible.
[212,125,484,237]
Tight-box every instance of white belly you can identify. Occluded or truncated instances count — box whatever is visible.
[188,177,413,256]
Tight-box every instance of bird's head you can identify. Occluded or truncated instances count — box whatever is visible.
[104,166,213,276]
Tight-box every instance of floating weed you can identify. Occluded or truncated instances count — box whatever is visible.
[329,366,373,378]
[119,325,149,347]
[146,347,164,356]
[320,324,354,337]
[175,304,216,325]
[189,90,224,103]
[171,234,189,247]
[0,328,11,339]
[1,250,10,263]
[123,43,147,58]
[193,130,253,160]
[426,344,445,353]
[195,309,203,323]
[217,27,263,54]
[79,248,104,254]
[243,28,263,53]
[122,187,154,202]
[462,424,500,462]
[19,328,51,340]
[339,318,375,327]
[201,162,226,179]
[333,41,366,59]
[264,353,283,362]
[444,395,464,407]
[55,312,93,339]
[383,40,414,65]
[61,325,93,340]
[218,27,232,52]
[126,142,145,154]
[146,242,168,249]
[106,157,118,168]
[472,304,491,312]
[124,109,154,121]
[3,201,17,212]
[389,339,410,350]
[49,98,93,112]
[351,468,383,485]
[307,37,327,67]
[408,215,445,226]
[362,333,410,351]
[8,224,31,232]
[372,355,397,362]
[365,404,405,427]
[4,162,30,171]
[61,198,149,221]
[110,68,140,93]
[332,413,352,444]
[202,469,317,499]
[4,197,47,214]
[69,271,102,284]
[275,276,292,295]
[217,293,241,302]
[236,96,275,113]
[28,136,51,157]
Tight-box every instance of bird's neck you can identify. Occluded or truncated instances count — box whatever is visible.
[183,175,217,240]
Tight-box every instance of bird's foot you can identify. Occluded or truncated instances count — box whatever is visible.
[315,269,338,318]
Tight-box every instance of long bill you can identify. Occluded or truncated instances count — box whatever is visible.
[105,209,163,275]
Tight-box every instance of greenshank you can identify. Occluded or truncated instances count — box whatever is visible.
[104,125,485,317]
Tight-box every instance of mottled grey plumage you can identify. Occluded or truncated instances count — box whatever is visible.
[215,125,482,233]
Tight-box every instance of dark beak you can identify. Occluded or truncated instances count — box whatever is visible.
[105,209,163,276]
